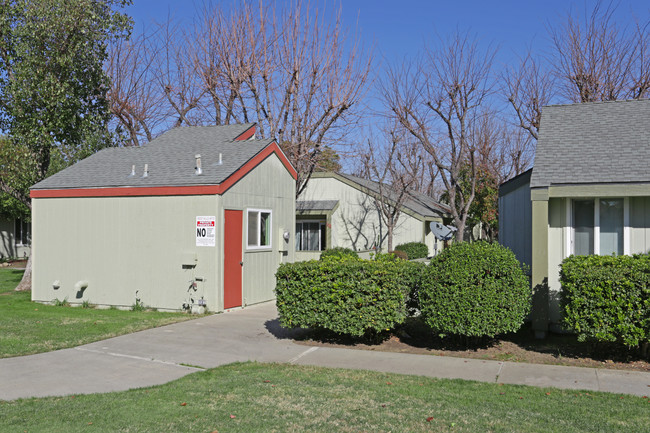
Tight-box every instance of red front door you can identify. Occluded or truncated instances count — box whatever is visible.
[223,210,243,309]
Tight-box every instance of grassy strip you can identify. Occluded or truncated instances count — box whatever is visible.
[1,362,648,432]
[0,269,195,358]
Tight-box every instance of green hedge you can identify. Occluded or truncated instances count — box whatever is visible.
[394,242,429,260]
[419,241,530,338]
[320,247,359,261]
[560,254,650,348]
[275,258,425,337]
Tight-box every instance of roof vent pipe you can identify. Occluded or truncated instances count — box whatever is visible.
[142,163,149,178]
[218,153,223,165]
[129,164,135,177]
[195,154,203,175]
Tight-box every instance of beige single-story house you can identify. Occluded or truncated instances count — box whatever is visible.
[499,99,650,336]
[295,172,451,261]
[30,123,296,312]
[0,216,30,259]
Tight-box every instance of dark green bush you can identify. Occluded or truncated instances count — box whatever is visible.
[394,242,429,260]
[373,253,427,313]
[320,247,359,261]
[275,258,425,337]
[389,250,408,260]
[419,241,530,338]
[560,254,650,348]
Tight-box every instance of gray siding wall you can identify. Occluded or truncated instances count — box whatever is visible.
[220,154,295,308]
[498,181,532,271]
[32,195,220,311]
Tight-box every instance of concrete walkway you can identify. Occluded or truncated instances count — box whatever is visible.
[1,301,649,400]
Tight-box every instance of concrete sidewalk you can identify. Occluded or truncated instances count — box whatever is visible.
[1,301,649,400]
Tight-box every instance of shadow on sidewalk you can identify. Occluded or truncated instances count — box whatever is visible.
[264,319,310,340]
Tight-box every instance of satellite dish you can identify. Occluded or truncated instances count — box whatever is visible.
[430,222,456,241]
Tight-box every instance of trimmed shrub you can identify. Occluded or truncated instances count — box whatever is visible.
[389,250,408,260]
[394,242,429,260]
[419,241,530,338]
[374,252,427,313]
[320,247,359,261]
[275,258,425,337]
[560,254,650,348]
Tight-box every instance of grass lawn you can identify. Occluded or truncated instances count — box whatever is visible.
[1,362,648,432]
[0,269,196,358]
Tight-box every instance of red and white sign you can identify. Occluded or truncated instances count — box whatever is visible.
[196,216,216,247]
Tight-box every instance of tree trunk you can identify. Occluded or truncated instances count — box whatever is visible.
[14,253,32,291]
[455,219,466,243]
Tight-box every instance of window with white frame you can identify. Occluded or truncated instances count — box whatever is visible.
[247,209,271,249]
[568,198,628,256]
[14,219,31,246]
[296,220,325,251]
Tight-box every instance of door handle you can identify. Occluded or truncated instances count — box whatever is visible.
[240,261,243,266]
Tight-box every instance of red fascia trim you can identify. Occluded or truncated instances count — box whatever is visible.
[30,142,297,199]
[234,124,256,141]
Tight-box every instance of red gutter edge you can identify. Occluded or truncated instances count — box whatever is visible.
[30,141,297,199]
[233,124,256,141]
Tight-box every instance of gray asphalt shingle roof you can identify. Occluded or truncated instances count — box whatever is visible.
[337,173,451,218]
[296,200,339,212]
[530,99,650,188]
[31,124,273,190]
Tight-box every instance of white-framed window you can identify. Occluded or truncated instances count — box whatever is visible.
[14,219,31,246]
[246,209,272,249]
[566,198,629,256]
[296,220,325,251]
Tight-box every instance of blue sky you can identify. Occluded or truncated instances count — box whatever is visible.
[127,0,650,68]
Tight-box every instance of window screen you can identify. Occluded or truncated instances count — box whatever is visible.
[573,200,594,256]
[600,199,623,256]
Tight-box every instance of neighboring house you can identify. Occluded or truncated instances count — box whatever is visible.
[499,99,650,336]
[30,123,296,312]
[0,216,31,259]
[296,172,451,261]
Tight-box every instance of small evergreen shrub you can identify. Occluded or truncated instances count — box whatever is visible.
[275,258,423,337]
[372,252,427,315]
[419,241,530,338]
[560,254,650,348]
[394,242,429,260]
[389,250,408,260]
[320,247,359,261]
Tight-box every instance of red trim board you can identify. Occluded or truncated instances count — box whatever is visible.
[233,124,256,141]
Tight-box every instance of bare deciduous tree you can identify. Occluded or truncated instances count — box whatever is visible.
[106,32,166,146]
[361,128,421,252]
[503,54,555,141]
[550,1,650,102]
[235,2,372,197]
[382,31,496,241]
[155,19,206,128]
